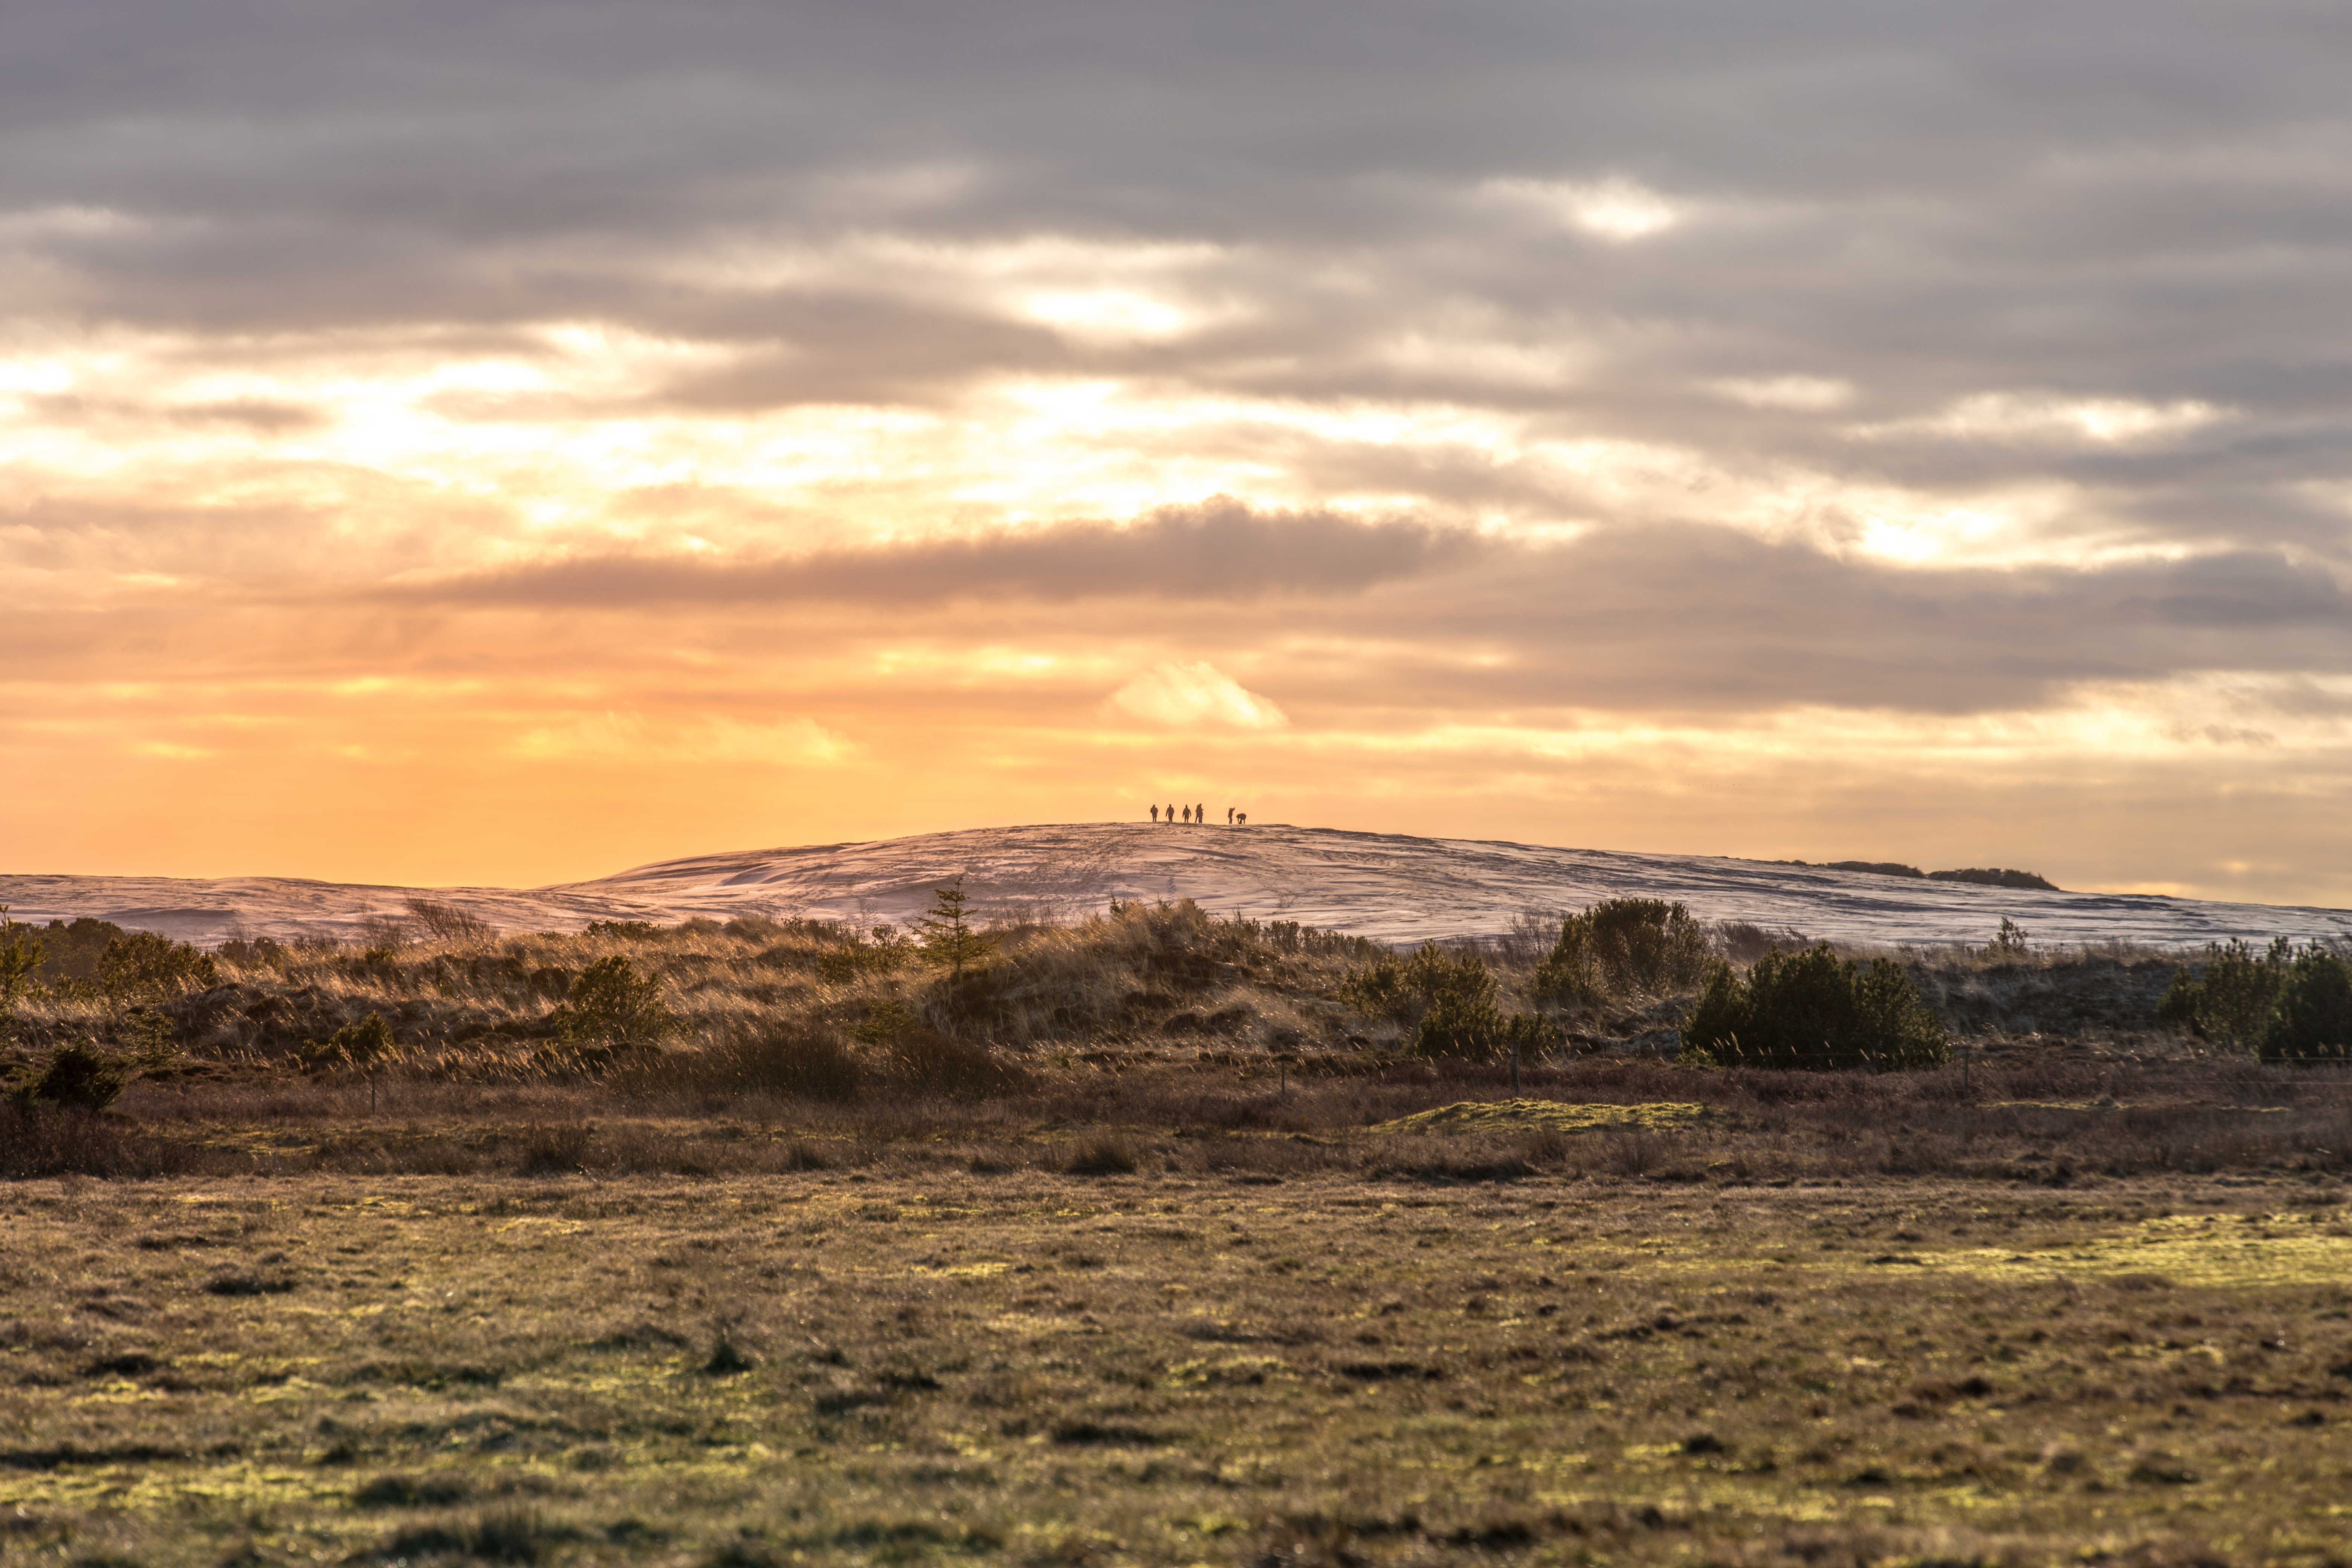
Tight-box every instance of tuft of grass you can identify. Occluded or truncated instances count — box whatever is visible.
[1061,1136,1139,1176]
[703,1332,755,1376]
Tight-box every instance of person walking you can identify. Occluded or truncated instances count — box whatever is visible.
[1195,802,1205,825]
[1150,804,1158,823]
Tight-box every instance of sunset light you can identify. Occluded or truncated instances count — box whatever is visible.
[4,2,2349,909]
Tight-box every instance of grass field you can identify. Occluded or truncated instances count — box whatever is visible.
[8,1162,2352,1567]
[9,908,2352,1563]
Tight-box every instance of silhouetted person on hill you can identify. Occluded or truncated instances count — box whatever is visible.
[1195,802,1204,824]
[1236,812,1248,825]
[1165,802,1176,824]
[1150,804,1158,823]
[1226,806,1233,824]
[1182,804,1193,824]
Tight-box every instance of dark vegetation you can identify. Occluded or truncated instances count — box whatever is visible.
[1682,946,1948,1070]
[1,890,2346,1185]
[1789,861,2062,891]
[8,899,2352,1565]
[2158,937,2352,1060]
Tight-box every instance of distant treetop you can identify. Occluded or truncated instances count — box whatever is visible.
[1782,861,2060,892]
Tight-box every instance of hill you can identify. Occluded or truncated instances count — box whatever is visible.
[3,822,2347,949]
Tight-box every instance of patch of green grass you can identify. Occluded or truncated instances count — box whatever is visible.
[1369,1098,1710,1135]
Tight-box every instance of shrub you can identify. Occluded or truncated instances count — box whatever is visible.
[2260,949,2352,1061]
[891,1028,1025,1095]
[1680,946,1947,1069]
[1340,945,1551,1061]
[848,1000,919,1045]
[700,1027,865,1100]
[1929,868,2059,891]
[96,931,219,1001]
[1532,899,1709,1007]
[404,898,497,944]
[816,935,913,983]
[1064,1136,1139,1176]
[0,908,43,1004]
[1341,943,1494,1025]
[13,1041,129,1110]
[558,957,674,1045]
[116,1004,178,1066]
[916,877,994,979]
[305,1014,395,1071]
[1410,992,1557,1063]
[583,920,660,939]
[2158,937,2293,1047]
[0,1100,218,1178]
[516,1124,593,1176]
[1986,917,2031,963]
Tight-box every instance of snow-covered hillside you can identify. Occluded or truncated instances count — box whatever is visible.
[5,822,2348,951]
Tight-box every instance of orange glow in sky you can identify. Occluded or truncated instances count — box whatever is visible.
[6,5,2351,905]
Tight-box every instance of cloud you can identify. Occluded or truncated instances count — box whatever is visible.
[1478,176,1685,241]
[1854,393,2234,447]
[1104,661,1288,731]
[10,2,2352,899]
[389,499,1478,608]
[511,712,856,765]
[1706,375,1853,412]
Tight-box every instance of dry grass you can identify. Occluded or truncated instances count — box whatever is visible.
[6,1173,2352,1565]
[9,911,2352,1562]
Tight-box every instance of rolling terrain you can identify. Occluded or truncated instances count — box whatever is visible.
[5,822,2348,949]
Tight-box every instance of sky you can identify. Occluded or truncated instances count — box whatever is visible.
[6,1,2352,904]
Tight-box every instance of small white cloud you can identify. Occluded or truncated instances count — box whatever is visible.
[1479,176,1683,242]
[1104,661,1288,730]
[1017,286,1202,343]
[1856,392,2231,446]
[1706,375,1854,411]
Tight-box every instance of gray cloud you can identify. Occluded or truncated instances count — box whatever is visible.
[11,0,2352,718]
[392,498,1478,608]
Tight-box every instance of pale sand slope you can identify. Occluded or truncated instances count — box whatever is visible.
[5,823,2350,951]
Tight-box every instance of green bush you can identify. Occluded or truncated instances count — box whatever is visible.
[1340,944,1494,1024]
[12,1041,129,1110]
[0,908,44,1005]
[305,1014,396,1070]
[2158,938,2293,1048]
[559,957,674,1045]
[1680,945,1947,1070]
[96,931,219,1001]
[816,934,914,983]
[1410,992,1557,1063]
[1341,944,1551,1061]
[2259,949,2352,1061]
[1532,898,1709,1007]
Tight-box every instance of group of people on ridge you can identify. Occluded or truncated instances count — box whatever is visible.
[1150,803,1246,825]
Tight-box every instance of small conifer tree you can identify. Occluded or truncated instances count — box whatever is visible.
[0,907,44,1006]
[917,877,995,979]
